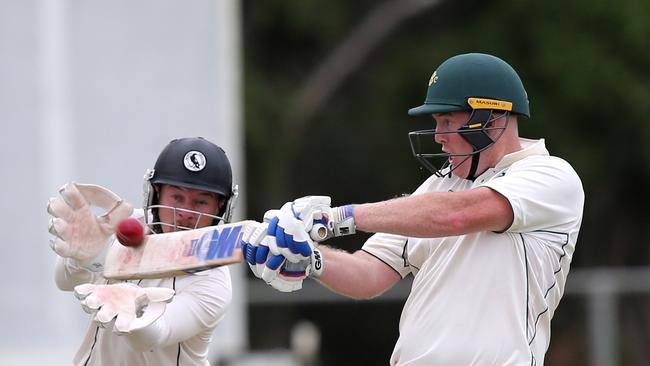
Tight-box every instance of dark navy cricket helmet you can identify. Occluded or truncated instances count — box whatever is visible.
[143,137,238,232]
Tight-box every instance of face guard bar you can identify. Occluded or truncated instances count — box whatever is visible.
[142,168,239,234]
[144,205,226,233]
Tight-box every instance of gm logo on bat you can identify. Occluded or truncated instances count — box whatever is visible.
[188,225,244,261]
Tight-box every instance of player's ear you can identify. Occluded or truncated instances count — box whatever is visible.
[153,184,165,201]
[214,194,227,218]
[217,194,226,210]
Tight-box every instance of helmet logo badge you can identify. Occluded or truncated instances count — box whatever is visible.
[183,151,207,172]
[428,71,438,86]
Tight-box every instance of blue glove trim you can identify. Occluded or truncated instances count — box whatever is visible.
[255,245,270,265]
[243,243,257,265]
[266,254,285,270]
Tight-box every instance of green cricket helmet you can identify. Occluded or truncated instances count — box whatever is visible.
[408,53,529,117]
[407,53,530,179]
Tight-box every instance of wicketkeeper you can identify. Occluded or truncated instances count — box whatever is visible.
[48,137,237,365]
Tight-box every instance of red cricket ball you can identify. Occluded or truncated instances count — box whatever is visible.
[116,217,145,247]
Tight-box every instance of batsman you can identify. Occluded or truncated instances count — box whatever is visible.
[47,137,238,365]
[244,53,585,365]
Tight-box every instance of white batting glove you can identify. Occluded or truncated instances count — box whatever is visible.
[263,203,317,263]
[243,229,323,293]
[242,209,325,292]
[287,196,356,239]
[288,196,332,233]
[47,182,133,271]
[74,283,174,334]
[241,210,289,281]
[267,248,325,293]
[241,220,286,282]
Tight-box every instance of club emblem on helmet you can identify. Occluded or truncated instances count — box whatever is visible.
[428,71,438,86]
[183,151,207,172]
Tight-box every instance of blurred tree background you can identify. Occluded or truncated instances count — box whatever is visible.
[240,0,650,364]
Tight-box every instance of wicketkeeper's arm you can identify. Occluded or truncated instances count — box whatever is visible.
[54,256,101,291]
[122,272,231,351]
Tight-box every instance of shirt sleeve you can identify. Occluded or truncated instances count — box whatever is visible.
[362,233,411,278]
[360,174,445,279]
[482,156,584,233]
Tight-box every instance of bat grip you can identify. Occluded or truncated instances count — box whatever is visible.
[309,223,331,242]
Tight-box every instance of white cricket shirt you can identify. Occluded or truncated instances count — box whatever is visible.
[363,138,584,366]
[54,210,232,366]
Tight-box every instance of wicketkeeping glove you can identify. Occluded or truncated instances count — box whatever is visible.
[74,283,175,334]
[47,182,133,271]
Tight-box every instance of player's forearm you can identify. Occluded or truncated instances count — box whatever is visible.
[316,247,400,300]
[125,299,223,352]
[351,188,512,237]
[126,275,231,351]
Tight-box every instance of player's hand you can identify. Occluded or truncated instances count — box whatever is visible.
[241,220,287,283]
[243,230,323,293]
[47,182,133,270]
[242,210,324,292]
[74,283,175,334]
[286,196,334,233]
[267,248,325,293]
[266,204,318,263]
[274,196,356,241]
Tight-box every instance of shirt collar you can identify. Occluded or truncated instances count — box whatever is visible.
[494,138,549,170]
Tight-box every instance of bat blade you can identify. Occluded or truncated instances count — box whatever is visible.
[103,220,257,280]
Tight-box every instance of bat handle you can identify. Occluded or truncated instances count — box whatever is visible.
[309,223,332,242]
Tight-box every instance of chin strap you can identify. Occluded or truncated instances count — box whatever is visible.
[466,150,481,181]
[459,109,502,181]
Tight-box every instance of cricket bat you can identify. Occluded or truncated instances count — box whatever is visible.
[103,220,257,280]
[102,220,332,280]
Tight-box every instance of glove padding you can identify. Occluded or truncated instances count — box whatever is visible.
[241,208,325,293]
[287,196,333,233]
[74,283,175,334]
[265,201,324,263]
[281,195,356,239]
[47,182,133,269]
[271,248,324,292]
[241,220,287,284]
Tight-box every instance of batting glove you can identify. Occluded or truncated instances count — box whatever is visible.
[267,247,325,293]
[47,182,134,271]
[265,204,317,263]
[241,210,325,292]
[74,282,174,334]
[266,197,354,263]
[241,220,287,283]
[288,196,356,239]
